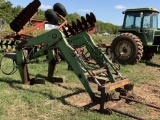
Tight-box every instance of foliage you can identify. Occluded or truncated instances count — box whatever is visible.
[34,9,45,21]
[97,20,121,34]
[65,13,81,24]
[0,0,22,23]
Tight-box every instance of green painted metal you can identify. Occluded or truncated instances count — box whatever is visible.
[67,32,121,82]
[16,29,96,100]
[16,48,30,84]
[15,29,123,101]
[120,7,160,53]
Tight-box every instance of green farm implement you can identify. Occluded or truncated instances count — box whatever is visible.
[0,1,159,119]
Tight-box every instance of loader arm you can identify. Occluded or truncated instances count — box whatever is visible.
[16,29,96,101]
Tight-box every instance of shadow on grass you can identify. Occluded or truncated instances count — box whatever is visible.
[0,77,97,110]
[140,60,160,68]
[0,78,21,86]
[28,59,48,64]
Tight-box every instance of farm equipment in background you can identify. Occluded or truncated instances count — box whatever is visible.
[0,0,96,59]
[110,8,160,65]
[0,0,42,53]
[0,1,160,119]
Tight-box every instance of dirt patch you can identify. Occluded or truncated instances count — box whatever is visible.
[62,81,160,119]
[119,81,160,119]
[134,81,160,106]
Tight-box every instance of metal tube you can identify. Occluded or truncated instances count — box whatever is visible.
[120,95,160,110]
[111,108,145,120]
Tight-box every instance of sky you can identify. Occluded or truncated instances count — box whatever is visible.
[8,0,160,26]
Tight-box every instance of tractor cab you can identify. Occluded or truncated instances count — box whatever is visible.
[121,8,159,46]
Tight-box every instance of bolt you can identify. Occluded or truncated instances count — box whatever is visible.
[52,34,57,39]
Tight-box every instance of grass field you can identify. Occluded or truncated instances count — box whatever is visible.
[0,34,160,120]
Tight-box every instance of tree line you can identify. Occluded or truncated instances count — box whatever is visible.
[0,0,121,34]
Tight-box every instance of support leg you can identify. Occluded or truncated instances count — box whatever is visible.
[47,50,63,83]
[16,48,30,84]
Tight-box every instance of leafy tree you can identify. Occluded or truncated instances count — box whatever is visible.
[65,13,81,24]
[0,0,5,4]
[12,5,23,18]
[96,20,121,34]
[34,10,45,20]
[0,0,22,23]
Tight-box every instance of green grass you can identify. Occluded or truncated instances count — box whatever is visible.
[0,54,160,120]
[91,34,116,44]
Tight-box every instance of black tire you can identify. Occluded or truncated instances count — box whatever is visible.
[53,3,67,17]
[141,52,154,61]
[111,33,143,65]
[106,46,111,55]
[45,9,58,24]
[10,21,22,32]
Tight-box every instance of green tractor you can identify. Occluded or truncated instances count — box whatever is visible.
[111,8,160,65]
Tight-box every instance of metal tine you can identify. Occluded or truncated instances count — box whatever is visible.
[81,16,88,29]
[67,24,76,36]
[90,12,96,23]
[71,21,79,33]
[76,19,84,31]
[86,13,94,26]
[10,40,16,46]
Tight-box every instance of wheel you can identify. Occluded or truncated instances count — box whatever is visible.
[53,3,67,17]
[106,46,111,55]
[10,21,22,32]
[141,52,155,61]
[111,33,143,65]
[45,9,58,24]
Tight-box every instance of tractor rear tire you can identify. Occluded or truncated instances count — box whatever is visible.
[141,52,155,61]
[106,46,111,55]
[111,33,143,65]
